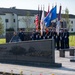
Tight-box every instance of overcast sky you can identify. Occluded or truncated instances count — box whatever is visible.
[0,0,75,15]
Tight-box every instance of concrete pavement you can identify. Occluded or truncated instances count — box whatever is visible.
[0,50,75,75]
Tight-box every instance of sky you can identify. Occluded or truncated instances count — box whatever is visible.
[0,0,75,15]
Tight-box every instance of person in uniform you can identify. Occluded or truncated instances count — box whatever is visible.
[45,28,49,39]
[31,29,36,40]
[55,30,60,50]
[56,34,60,50]
[18,29,25,41]
[35,30,40,40]
[48,29,52,39]
[42,30,46,39]
[59,29,65,49]
[52,28,58,49]
[64,29,69,48]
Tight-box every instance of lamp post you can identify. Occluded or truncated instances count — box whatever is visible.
[17,19,20,32]
[5,19,8,31]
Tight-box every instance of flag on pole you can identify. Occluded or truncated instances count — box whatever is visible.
[50,5,57,21]
[44,5,57,27]
[39,5,42,20]
[35,14,39,30]
[38,5,42,30]
[34,5,39,31]
[56,21,60,35]
[46,4,50,16]
[58,5,61,20]
[56,5,62,35]
[37,5,40,30]
[40,5,45,35]
[38,5,40,18]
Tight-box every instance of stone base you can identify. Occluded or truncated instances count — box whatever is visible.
[59,50,65,57]
[70,50,74,56]
[22,62,62,68]
[0,60,62,68]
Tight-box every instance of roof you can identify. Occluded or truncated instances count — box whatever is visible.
[69,14,75,18]
[0,7,75,18]
[0,7,46,16]
[57,14,75,19]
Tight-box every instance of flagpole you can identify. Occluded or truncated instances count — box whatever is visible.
[56,5,62,35]
[40,5,45,36]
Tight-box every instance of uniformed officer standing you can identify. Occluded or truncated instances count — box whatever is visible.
[64,29,69,48]
[48,29,52,39]
[52,29,58,49]
[59,29,65,49]
[18,29,25,41]
[42,30,46,39]
[45,28,49,39]
[35,30,40,40]
[56,33,60,50]
[31,29,36,40]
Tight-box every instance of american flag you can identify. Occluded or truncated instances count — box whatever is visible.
[35,14,39,30]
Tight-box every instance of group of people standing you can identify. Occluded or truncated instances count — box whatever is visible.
[31,28,69,50]
[56,28,69,50]
[9,28,69,50]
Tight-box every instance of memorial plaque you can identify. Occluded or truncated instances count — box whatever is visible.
[0,39,61,67]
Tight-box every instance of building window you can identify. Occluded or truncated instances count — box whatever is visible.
[71,28,73,31]
[61,21,67,28]
[71,21,73,24]
[5,19,8,23]
[13,19,15,22]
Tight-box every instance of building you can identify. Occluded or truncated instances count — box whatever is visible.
[0,7,75,36]
[0,7,39,33]
[60,14,75,32]
[68,14,75,32]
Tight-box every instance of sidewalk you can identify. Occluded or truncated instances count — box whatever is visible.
[0,50,75,75]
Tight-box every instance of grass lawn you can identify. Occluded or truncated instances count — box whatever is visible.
[0,36,75,46]
[69,35,75,47]
[0,38,6,44]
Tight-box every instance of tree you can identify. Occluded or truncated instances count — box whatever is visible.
[0,17,4,35]
[22,11,33,32]
[62,8,72,30]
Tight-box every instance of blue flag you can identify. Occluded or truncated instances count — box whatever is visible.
[44,12,51,27]
[44,6,57,27]
[51,6,57,20]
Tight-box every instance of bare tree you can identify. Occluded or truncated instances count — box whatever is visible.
[62,8,72,30]
[22,11,32,32]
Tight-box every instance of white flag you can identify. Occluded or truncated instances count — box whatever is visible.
[40,6,44,35]
[56,21,60,35]
[56,5,62,35]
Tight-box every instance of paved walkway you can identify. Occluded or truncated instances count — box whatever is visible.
[0,50,75,75]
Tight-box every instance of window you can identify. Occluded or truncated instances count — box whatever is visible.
[13,19,15,22]
[5,19,8,23]
[71,21,73,24]
[71,28,73,31]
